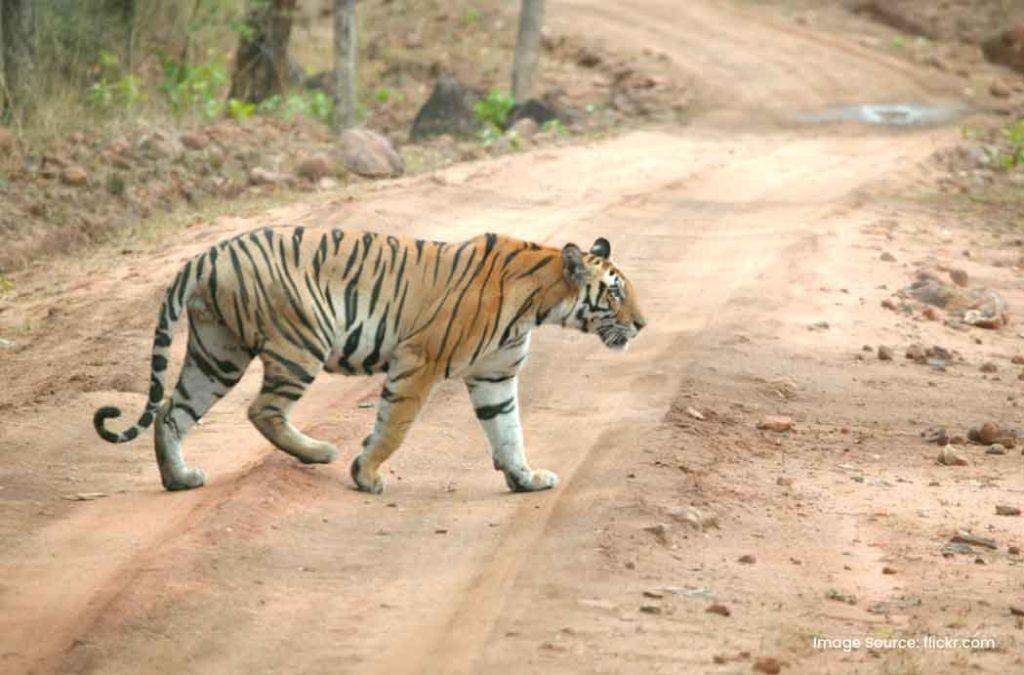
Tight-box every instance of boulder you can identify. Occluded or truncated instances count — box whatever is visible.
[296,154,334,181]
[982,25,1024,74]
[410,74,482,140]
[339,129,404,178]
[505,98,558,129]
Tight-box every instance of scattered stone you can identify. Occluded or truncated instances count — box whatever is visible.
[963,289,1008,329]
[180,131,207,150]
[339,129,404,178]
[880,252,897,262]
[738,554,756,564]
[968,422,1014,448]
[296,153,333,181]
[639,604,662,614]
[942,542,974,557]
[757,416,794,433]
[990,78,1012,98]
[922,306,940,321]
[1011,606,1024,617]
[410,74,482,140]
[62,492,108,501]
[948,268,969,287]
[705,603,731,617]
[509,117,539,140]
[877,345,894,361]
[669,506,718,531]
[248,167,285,186]
[642,589,664,599]
[922,426,949,445]
[1010,546,1021,556]
[881,298,898,310]
[951,532,998,550]
[776,477,793,487]
[987,444,1007,455]
[996,505,1021,516]
[882,566,897,575]
[685,406,705,421]
[826,589,857,605]
[61,165,89,186]
[752,656,783,674]
[907,272,956,307]
[980,362,998,373]
[643,523,669,544]
[1012,355,1024,365]
[906,344,927,363]
[937,446,968,466]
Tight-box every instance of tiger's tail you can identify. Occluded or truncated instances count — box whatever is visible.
[93,259,198,444]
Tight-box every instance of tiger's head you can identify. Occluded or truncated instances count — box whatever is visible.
[561,238,646,350]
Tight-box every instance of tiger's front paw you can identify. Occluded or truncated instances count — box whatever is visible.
[350,455,385,494]
[504,468,559,493]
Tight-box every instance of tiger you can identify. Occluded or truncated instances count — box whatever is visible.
[93,227,646,494]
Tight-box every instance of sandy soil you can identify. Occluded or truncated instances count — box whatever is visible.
[1,1,1022,674]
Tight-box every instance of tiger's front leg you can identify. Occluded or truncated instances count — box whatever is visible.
[351,356,438,494]
[465,369,559,493]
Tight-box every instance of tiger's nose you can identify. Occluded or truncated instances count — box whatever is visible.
[633,319,646,332]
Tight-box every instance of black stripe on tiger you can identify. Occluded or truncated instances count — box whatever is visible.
[474,397,516,420]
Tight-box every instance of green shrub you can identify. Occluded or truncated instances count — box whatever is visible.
[474,89,514,131]
[85,51,142,112]
[158,52,228,119]
[997,118,1024,169]
[227,98,256,122]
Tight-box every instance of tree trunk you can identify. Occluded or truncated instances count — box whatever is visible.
[1,0,37,121]
[511,0,545,102]
[228,0,298,104]
[331,0,357,131]
[122,0,136,73]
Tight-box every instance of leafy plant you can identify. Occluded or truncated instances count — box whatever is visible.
[541,119,568,136]
[158,52,228,119]
[997,117,1024,169]
[227,98,256,122]
[374,87,401,105]
[86,51,142,112]
[474,89,514,131]
[0,277,14,296]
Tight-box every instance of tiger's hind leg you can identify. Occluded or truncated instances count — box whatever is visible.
[248,350,337,465]
[156,313,252,491]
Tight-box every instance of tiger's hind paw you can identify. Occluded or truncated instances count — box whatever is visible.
[162,466,207,491]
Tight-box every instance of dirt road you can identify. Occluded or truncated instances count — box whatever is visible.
[2,2,1021,674]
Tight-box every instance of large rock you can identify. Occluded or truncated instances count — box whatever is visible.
[982,25,1024,74]
[504,98,558,129]
[410,74,482,140]
[339,129,404,178]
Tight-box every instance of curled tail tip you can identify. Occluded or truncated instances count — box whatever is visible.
[93,405,156,443]
[93,406,124,443]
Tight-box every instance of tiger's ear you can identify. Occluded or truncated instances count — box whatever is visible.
[590,237,611,259]
[562,243,588,286]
